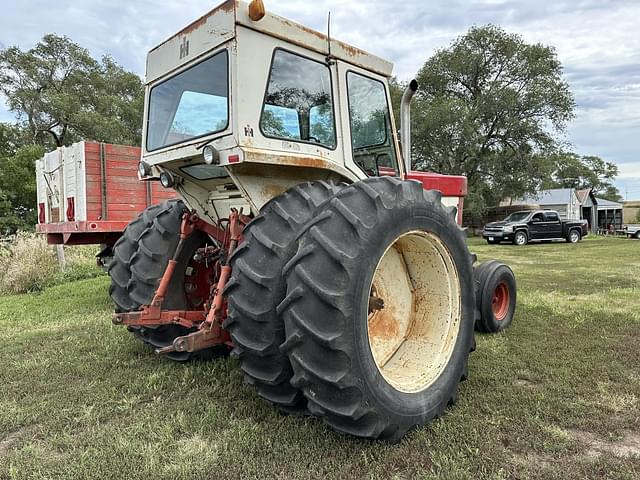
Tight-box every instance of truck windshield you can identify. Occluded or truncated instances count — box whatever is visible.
[146,50,229,151]
[504,212,531,222]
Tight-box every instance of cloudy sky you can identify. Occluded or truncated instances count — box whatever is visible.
[2,0,639,199]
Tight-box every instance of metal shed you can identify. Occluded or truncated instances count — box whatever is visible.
[576,188,598,232]
[596,197,624,231]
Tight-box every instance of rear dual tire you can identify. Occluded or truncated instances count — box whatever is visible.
[278,177,475,442]
[224,182,343,412]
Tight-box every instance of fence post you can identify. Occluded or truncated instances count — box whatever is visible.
[55,244,66,271]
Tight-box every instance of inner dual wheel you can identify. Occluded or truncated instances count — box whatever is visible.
[228,177,475,441]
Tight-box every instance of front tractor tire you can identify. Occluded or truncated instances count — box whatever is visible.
[108,199,227,362]
[223,182,342,413]
[474,260,517,333]
[279,177,475,442]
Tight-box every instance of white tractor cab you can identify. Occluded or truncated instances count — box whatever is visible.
[141,0,424,219]
[111,0,517,442]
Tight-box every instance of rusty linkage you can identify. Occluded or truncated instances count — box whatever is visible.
[112,208,248,355]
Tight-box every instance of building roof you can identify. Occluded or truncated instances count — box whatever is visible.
[517,188,574,206]
[595,197,623,209]
[576,189,591,204]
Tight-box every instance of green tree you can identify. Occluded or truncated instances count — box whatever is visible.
[544,152,622,201]
[0,124,43,232]
[0,34,143,149]
[410,25,575,219]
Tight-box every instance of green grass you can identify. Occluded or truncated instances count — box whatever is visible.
[1,236,639,479]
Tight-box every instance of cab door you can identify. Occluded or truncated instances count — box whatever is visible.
[528,212,546,239]
[336,61,402,179]
[544,211,563,238]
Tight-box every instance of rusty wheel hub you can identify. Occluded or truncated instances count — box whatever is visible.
[367,231,461,393]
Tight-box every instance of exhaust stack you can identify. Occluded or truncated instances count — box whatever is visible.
[400,79,419,174]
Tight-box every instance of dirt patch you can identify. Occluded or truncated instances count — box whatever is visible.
[0,427,29,455]
[514,378,539,388]
[568,429,640,458]
[513,371,541,388]
[511,451,553,469]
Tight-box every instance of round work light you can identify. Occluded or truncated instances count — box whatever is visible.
[138,161,151,178]
[159,171,174,189]
[203,145,220,165]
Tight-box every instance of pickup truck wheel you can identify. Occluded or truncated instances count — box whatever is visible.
[567,229,581,244]
[513,231,528,246]
[474,260,517,333]
[280,177,475,442]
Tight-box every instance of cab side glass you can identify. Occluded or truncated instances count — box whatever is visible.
[346,72,398,177]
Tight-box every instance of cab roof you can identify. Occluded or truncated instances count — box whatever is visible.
[146,0,394,83]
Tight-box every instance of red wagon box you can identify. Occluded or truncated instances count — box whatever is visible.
[35,141,176,245]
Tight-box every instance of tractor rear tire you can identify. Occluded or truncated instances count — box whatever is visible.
[224,182,343,412]
[108,199,227,362]
[279,177,475,442]
[474,260,517,333]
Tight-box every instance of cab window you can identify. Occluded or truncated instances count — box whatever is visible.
[346,72,398,177]
[544,212,559,222]
[147,50,229,151]
[260,50,336,149]
[531,213,544,223]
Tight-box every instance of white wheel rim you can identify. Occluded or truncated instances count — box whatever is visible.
[571,232,578,242]
[367,231,461,394]
[517,234,525,245]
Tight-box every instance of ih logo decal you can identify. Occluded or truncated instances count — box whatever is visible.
[179,37,190,59]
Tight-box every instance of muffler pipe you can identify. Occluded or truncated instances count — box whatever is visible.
[400,79,419,174]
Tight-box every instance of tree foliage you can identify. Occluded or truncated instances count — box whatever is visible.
[0,34,143,149]
[0,34,144,233]
[543,152,622,201]
[409,25,576,217]
[0,124,43,232]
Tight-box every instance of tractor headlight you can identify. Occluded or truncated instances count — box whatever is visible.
[503,226,513,233]
[159,171,174,189]
[138,161,151,178]
[202,145,220,165]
